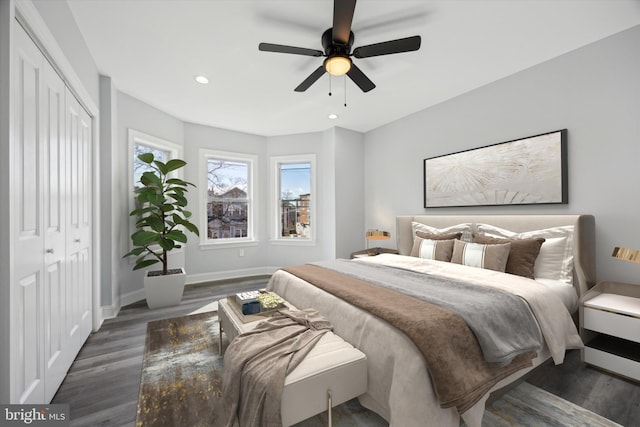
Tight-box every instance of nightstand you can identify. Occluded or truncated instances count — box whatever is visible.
[580,281,640,382]
[350,248,399,259]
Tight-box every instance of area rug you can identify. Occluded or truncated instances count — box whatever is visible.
[137,312,621,427]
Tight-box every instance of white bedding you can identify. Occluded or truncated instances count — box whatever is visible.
[267,254,583,427]
[535,277,579,313]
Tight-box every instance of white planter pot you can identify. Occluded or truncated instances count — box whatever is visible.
[144,267,186,309]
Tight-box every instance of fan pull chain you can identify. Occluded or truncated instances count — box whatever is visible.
[344,76,347,107]
[328,75,332,96]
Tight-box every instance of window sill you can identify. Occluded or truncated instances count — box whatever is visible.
[270,239,316,246]
[199,240,259,250]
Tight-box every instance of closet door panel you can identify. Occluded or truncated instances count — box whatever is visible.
[42,59,68,399]
[65,90,92,355]
[13,23,45,404]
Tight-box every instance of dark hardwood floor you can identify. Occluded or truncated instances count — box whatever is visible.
[52,277,639,426]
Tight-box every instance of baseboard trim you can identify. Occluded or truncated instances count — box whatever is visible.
[101,267,279,320]
[186,267,278,285]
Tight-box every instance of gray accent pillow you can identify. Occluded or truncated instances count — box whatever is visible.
[451,240,511,272]
[411,237,456,261]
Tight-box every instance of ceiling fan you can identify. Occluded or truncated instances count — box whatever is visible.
[258,0,421,93]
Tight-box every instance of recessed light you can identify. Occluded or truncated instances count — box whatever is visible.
[194,75,209,84]
[328,113,339,120]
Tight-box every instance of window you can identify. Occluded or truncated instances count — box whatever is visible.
[127,129,182,248]
[271,155,315,243]
[129,129,181,189]
[200,149,256,244]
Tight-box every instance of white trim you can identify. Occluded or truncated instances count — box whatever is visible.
[14,0,102,333]
[199,148,258,246]
[270,154,317,244]
[119,288,146,309]
[186,267,276,285]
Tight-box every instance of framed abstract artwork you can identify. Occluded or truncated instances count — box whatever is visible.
[424,129,567,208]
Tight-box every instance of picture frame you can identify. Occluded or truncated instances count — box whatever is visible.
[423,129,568,208]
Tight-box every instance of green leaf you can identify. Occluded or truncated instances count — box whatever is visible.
[183,221,200,236]
[133,259,159,271]
[165,159,187,173]
[122,247,146,258]
[145,215,165,232]
[158,238,175,251]
[154,160,168,175]
[138,153,154,164]
[169,193,187,206]
[140,171,162,188]
[166,230,187,243]
[131,230,158,246]
[166,178,188,186]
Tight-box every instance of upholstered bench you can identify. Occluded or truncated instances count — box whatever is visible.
[218,297,368,427]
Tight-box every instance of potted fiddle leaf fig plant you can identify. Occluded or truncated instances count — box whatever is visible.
[123,153,199,309]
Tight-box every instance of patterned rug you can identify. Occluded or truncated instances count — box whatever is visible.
[136,311,621,427]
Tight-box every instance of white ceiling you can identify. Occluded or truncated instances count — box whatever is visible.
[66,0,640,137]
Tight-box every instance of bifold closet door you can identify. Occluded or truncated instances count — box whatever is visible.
[64,88,93,366]
[12,22,93,404]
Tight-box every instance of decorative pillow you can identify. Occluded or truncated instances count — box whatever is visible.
[411,237,455,261]
[473,235,545,279]
[411,222,473,242]
[415,230,462,241]
[475,224,574,285]
[451,240,511,272]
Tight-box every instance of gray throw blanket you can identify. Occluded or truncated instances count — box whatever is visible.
[312,259,542,366]
[222,309,332,427]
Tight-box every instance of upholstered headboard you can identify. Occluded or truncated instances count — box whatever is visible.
[396,215,596,298]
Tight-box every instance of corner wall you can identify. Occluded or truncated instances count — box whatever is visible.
[363,25,640,284]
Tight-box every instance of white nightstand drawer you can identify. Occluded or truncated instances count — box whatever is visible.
[583,307,640,343]
[584,346,640,382]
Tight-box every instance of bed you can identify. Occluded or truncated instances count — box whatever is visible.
[267,214,595,427]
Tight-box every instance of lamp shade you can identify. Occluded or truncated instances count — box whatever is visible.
[366,229,390,240]
[612,246,640,263]
[324,56,352,76]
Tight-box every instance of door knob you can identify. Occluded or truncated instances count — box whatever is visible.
[45,248,54,254]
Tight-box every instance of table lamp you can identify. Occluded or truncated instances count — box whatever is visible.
[366,229,390,255]
[612,247,640,263]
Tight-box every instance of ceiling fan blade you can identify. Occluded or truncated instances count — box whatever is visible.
[259,43,324,57]
[352,35,421,58]
[332,0,356,45]
[347,64,375,92]
[294,66,326,92]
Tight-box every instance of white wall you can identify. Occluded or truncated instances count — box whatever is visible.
[267,131,336,266]
[333,127,365,258]
[363,25,640,285]
[183,122,270,281]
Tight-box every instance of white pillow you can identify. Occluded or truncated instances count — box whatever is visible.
[475,223,574,285]
[411,222,473,242]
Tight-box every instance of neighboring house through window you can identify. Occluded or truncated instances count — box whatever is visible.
[200,149,256,245]
[271,154,315,243]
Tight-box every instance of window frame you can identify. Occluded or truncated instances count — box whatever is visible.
[270,154,316,245]
[199,149,257,248]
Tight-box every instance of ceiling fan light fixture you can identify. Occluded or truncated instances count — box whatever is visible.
[324,56,351,76]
